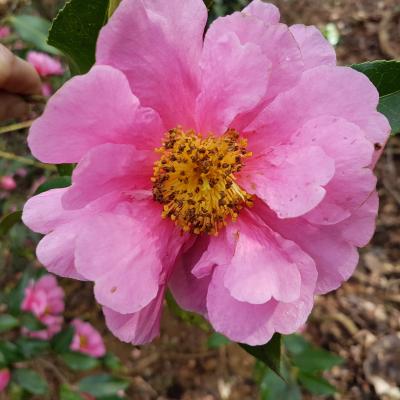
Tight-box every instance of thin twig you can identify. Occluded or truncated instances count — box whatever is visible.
[0,119,35,135]
[0,150,56,171]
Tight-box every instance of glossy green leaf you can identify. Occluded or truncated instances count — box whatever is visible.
[240,334,283,379]
[298,371,337,395]
[19,313,46,332]
[12,369,48,395]
[8,15,59,55]
[78,374,129,397]
[208,332,230,349]
[35,176,71,194]
[352,60,400,135]
[51,325,75,353]
[6,271,32,315]
[61,351,100,371]
[378,91,400,135]
[16,337,50,359]
[48,0,109,74]
[285,335,343,373]
[203,0,214,9]
[0,341,22,365]
[102,353,122,371]
[0,314,19,333]
[60,385,85,400]
[352,60,400,96]
[258,367,301,400]
[0,211,22,238]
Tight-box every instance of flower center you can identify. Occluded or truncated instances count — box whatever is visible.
[152,127,253,235]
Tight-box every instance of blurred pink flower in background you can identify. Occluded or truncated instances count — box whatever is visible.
[0,26,10,39]
[70,319,106,357]
[41,82,53,97]
[21,275,65,339]
[0,369,10,392]
[0,176,16,191]
[23,0,390,345]
[27,51,64,77]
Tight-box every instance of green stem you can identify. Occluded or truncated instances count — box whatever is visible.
[0,150,56,171]
[0,120,35,134]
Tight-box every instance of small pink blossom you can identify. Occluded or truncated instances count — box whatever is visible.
[21,275,64,339]
[0,27,10,39]
[70,319,106,357]
[0,176,16,191]
[23,0,390,345]
[27,51,64,77]
[0,369,10,392]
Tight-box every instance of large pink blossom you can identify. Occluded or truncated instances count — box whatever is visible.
[70,319,106,357]
[27,51,64,77]
[21,275,64,339]
[23,0,389,345]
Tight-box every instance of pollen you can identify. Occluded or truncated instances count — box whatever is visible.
[152,127,253,235]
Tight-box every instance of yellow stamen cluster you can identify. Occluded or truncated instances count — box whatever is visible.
[152,127,253,235]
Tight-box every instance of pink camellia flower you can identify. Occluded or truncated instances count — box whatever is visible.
[70,319,106,357]
[41,82,53,97]
[0,26,10,39]
[0,369,10,392]
[21,275,64,339]
[26,51,64,77]
[0,176,16,191]
[23,0,390,345]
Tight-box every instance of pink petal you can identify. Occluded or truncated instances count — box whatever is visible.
[97,0,207,130]
[169,239,212,315]
[103,287,165,345]
[206,12,303,113]
[195,31,270,134]
[294,116,376,224]
[28,65,163,163]
[75,213,162,314]
[249,66,390,154]
[207,266,277,345]
[37,221,88,280]
[242,0,280,24]
[240,145,335,218]
[62,144,154,210]
[289,24,336,70]
[223,211,306,304]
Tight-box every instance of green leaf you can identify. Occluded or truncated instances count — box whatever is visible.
[57,164,75,177]
[102,353,122,371]
[0,341,23,365]
[60,385,85,400]
[108,0,121,17]
[259,367,301,400]
[378,91,400,135]
[352,60,400,96]
[240,334,283,379]
[19,313,46,332]
[78,374,129,397]
[8,15,59,55]
[35,176,71,194]
[0,211,22,238]
[12,368,48,395]
[48,0,109,74]
[352,60,400,135]
[0,314,20,333]
[285,335,343,373]
[298,371,337,395]
[61,351,100,371]
[6,271,32,315]
[16,337,50,359]
[203,0,214,9]
[207,332,230,349]
[51,326,75,353]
